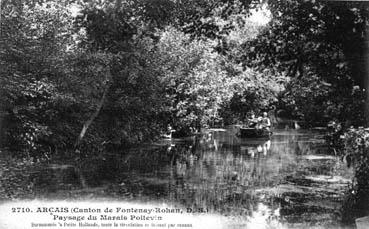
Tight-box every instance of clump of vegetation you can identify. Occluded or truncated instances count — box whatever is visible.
[0,153,36,200]
[341,128,369,223]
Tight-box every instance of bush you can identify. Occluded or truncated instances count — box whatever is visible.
[341,127,369,223]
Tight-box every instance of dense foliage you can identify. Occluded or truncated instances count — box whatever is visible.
[1,0,282,158]
[341,128,369,222]
[1,0,368,150]
[242,1,368,126]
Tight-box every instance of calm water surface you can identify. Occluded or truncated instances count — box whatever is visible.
[34,127,354,228]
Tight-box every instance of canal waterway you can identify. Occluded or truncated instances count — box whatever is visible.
[31,126,354,228]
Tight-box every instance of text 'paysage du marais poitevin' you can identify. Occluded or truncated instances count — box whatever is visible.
[12,206,208,222]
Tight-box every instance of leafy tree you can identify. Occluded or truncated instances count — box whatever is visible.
[0,1,77,157]
[155,27,284,132]
[241,0,368,126]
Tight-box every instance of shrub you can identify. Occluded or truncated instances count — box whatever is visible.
[341,127,369,223]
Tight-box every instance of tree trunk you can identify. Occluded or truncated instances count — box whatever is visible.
[74,81,110,151]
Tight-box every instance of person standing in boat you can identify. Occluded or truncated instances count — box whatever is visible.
[261,112,271,131]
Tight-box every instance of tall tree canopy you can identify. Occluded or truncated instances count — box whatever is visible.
[1,0,368,157]
[240,0,368,126]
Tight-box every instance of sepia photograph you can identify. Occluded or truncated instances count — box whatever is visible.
[1,0,369,228]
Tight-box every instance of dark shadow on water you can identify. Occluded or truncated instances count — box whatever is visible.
[33,126,354,228]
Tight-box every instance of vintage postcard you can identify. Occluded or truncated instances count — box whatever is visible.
[1,0,368,228]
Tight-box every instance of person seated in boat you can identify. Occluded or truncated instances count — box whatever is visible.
[255,116,264,129]
[247,114,258,128]
[260,112,271,130]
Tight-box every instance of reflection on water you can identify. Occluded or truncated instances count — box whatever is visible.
[33,127,354,228]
